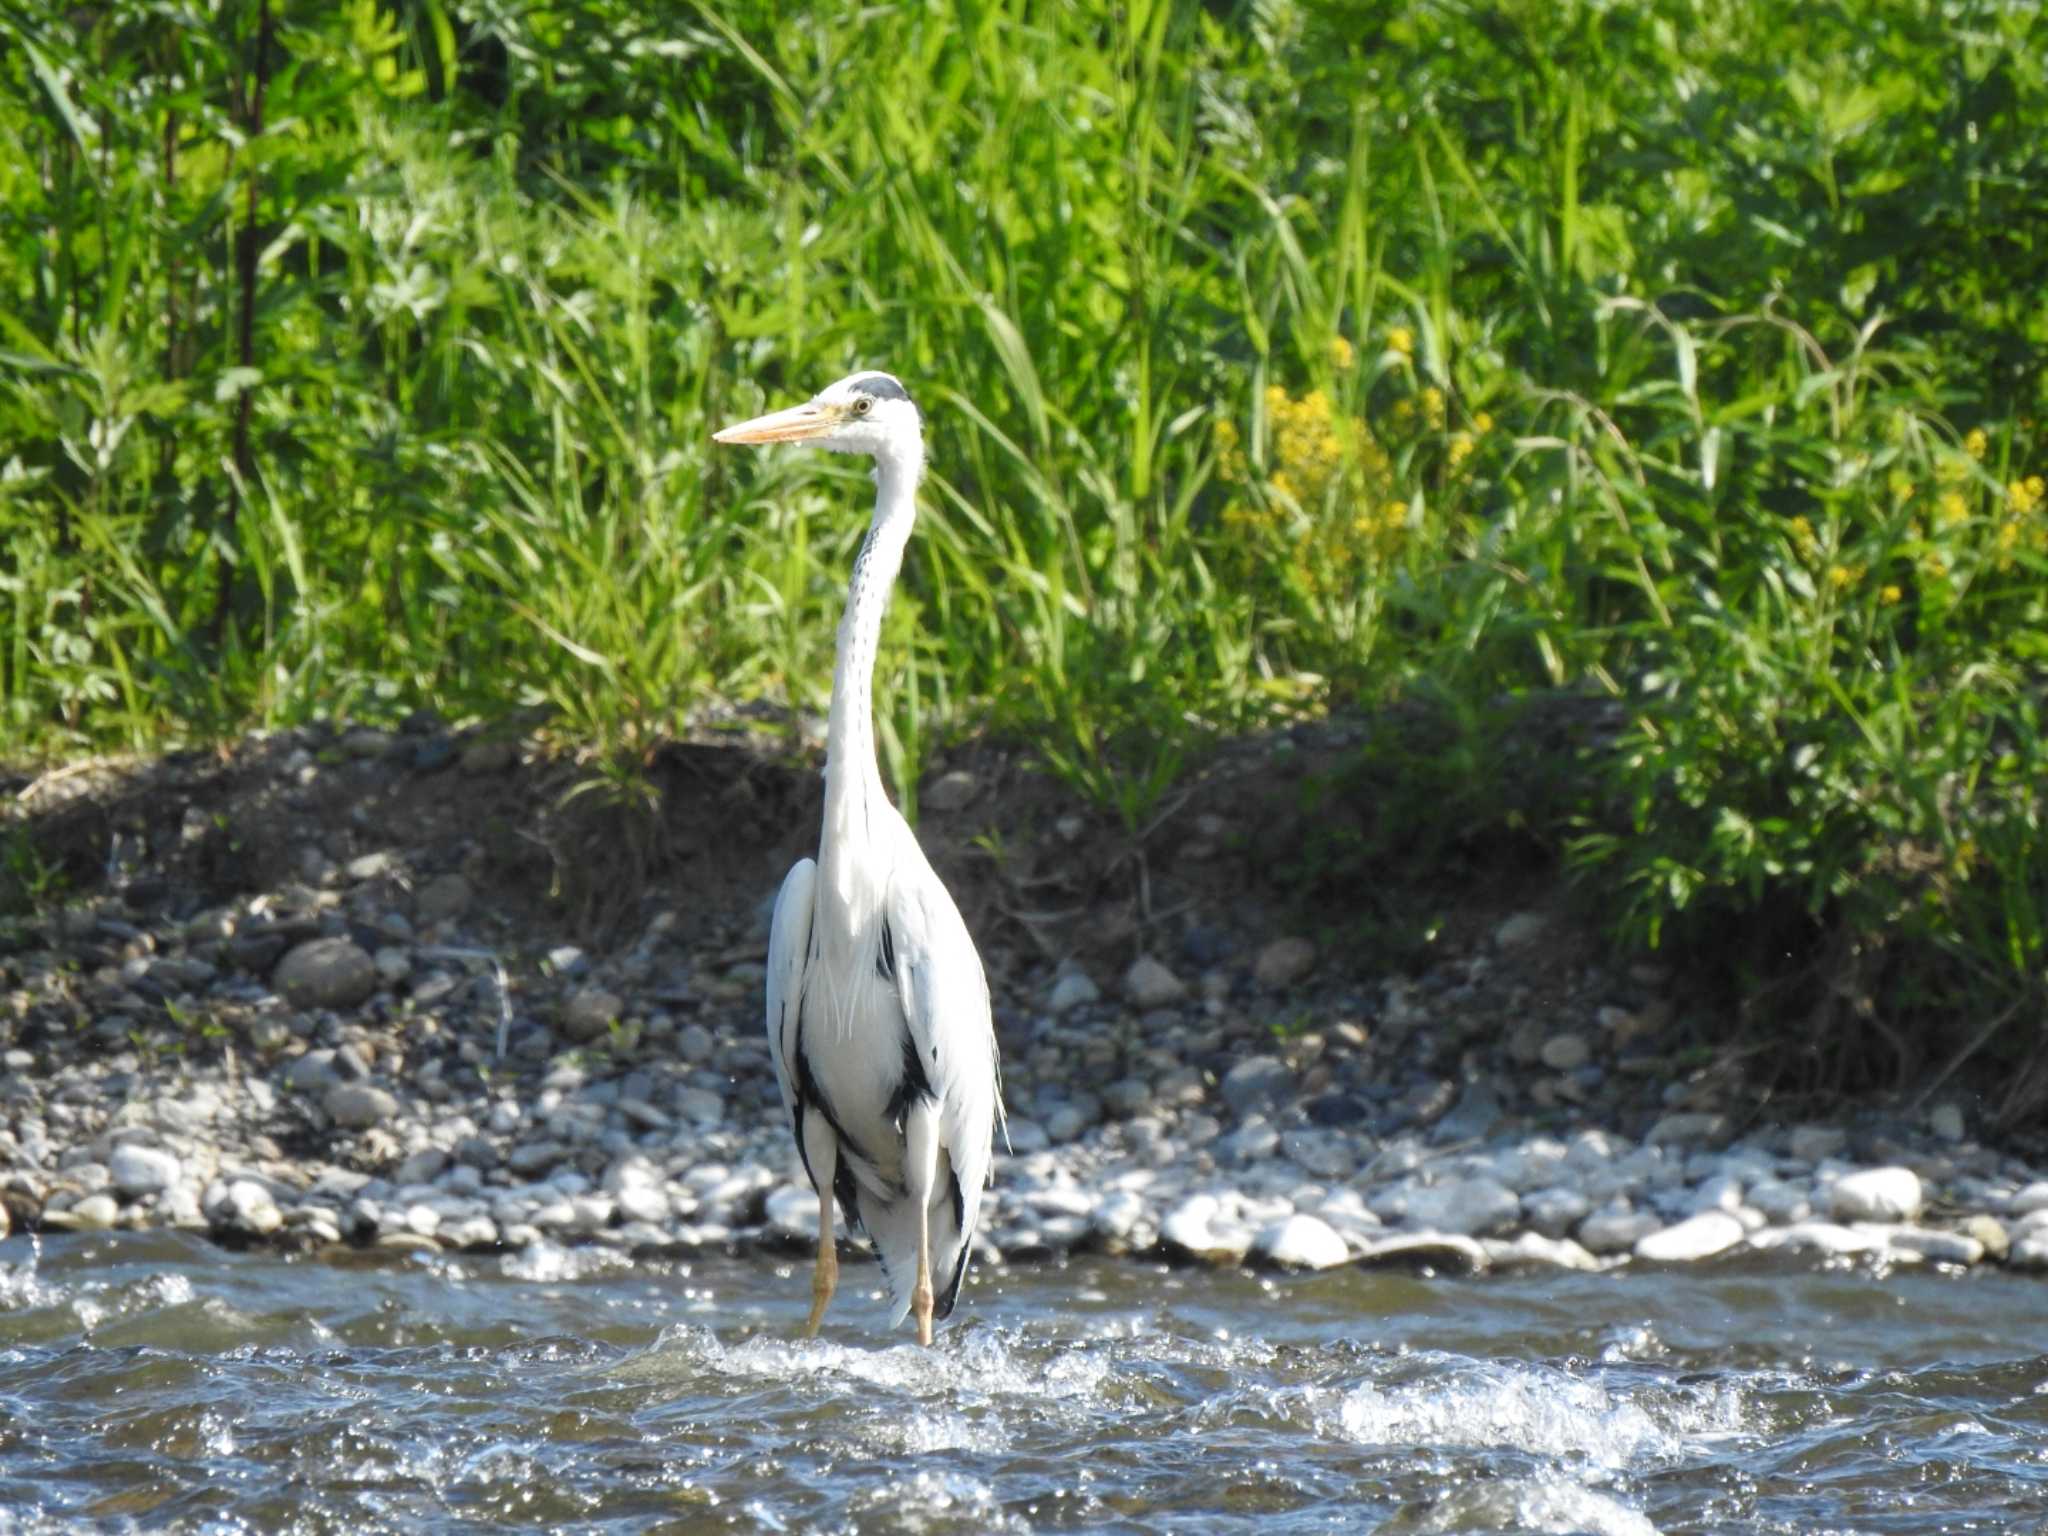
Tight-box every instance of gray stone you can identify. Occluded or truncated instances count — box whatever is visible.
[1928,1102,1967,1143]
[1493,911,1550,949]
[1400,1178,1520,1237]
[1220,1055,1294,1117]
[1520,1186,1591,1239]
[1645,1112,1731,1147]
[109,1143,182,1199]
[2009,1232,2048,1271]
[325,1082,399,1129]
[1281,1129,1356,1179]
[1123,956,1186,1010]
[676,1024,716,1063]
[1578,1205,1663,1255]
[1253,937,1316,989]
[1829,1166,1922,1223]
[1047,971,1101,1015]
[1634,1210,1745,1263]
[1746,1177,1812,1225]
[2008,1181,2048,1217]
[374,947,412,984]
[560,987,624,1043]
[921,769,979,812]
[1788,1125,1848,1162]
[1003,1119,1050,1155]
[1101,1077,1152,1117]
[1538,1033,1592,1072]
[274,938,379,1010]
[1253,1213,1350,1270]
[415,873,474,924]
[460,738,518,775]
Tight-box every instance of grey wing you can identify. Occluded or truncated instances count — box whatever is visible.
[764,857,817,1138]
[887,861,1002,1258]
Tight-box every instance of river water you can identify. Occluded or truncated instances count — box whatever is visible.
[3,1231,2047,1533]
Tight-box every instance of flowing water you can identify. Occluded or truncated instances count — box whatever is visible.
[4,1231,2047,1533]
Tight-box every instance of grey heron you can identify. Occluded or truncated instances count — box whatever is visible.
[714,371,1003,1346]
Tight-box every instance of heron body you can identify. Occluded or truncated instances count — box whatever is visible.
[715,372,1001,1344]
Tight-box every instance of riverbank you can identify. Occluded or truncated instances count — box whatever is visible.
[5,722,2047,1284]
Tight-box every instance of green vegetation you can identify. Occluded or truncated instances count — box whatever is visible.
[4,1,2046,1107]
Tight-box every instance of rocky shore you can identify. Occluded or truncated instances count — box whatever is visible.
[6,723,2048,1285]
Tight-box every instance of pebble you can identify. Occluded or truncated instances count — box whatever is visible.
[325,1083,400,1129]
[1396,1178,1520,1237]
[1253,1213,1350,1270]
[1219,1056,1293,1117]
[561,987,625,1043]
[1253,937,1316,989]
[922,769,979,811]
[1047,971,1101,1015]
[1539,1033,1591,1072]
[109,1144,181,1198]
[1634,1210,1746,1263]
[274,938,379,1010]
[1829,1167,1923,1223]
[1123,956,1186,1009]
[415,873,474,924]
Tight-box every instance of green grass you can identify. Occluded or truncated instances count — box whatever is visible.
[3,0,2047,1109]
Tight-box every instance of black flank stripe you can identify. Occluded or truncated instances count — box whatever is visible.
[876,918,896,981]
[884,1021,935,1134]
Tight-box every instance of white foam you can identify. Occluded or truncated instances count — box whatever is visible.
[1328,1358,1744,1469]
[845,1469,1029,1534]
[1391,1473,1661,1535]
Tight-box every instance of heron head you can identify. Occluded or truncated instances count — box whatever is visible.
[713,371,922,459]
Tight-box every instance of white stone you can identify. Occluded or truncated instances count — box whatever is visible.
[1753,1220,1887,1257]
[1829,1166,1922,1223]
[1633,1210,1746,1263]
[1886,1226,1984,1266]
[1161,1194,1253,1262]
[109,1143,182,1198]
[1254,1213,1350,1270]
[1484,1232,1600,1271]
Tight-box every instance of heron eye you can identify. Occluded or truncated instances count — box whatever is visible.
[853,397,873,416]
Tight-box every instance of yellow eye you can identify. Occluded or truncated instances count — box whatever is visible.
[853,397,873,415]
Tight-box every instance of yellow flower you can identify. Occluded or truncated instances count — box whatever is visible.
[1448,432,1476,470]
[1964,428,1989,460]
[1827,563,1860,590]
[1789,515,1818,560]
[1381,500,1407,533]
[1472,411,1495,435]
[1420,386,1446,431]
[1387,326,1414,358]
[1391,399,1415,427]
[1937,490,1969,526]
[1329,335,1355,371]
[2010,476,2047,516]
[1880,583,1902,603]
[1888,470,1914,501]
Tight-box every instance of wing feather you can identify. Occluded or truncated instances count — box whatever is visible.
[764,858,817,1139]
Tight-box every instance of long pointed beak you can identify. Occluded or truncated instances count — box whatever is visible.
[713,400,835,445]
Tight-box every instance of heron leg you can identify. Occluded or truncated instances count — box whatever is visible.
[905,1098,939,1347]
[801,1111,839,1338]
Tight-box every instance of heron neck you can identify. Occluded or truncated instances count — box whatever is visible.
[822,441,922,877]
